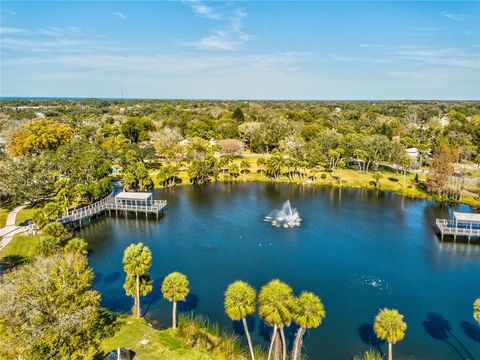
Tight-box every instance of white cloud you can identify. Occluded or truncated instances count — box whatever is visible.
[193,5,250,51]
[441,12,468,21]
[396,48,480,69]
[0,27,27,34]
[111,12,126,19]
[184,0,221,20]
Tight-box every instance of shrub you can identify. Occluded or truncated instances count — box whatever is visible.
[177,313,261,359]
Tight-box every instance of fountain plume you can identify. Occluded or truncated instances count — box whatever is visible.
[264,200,302,228]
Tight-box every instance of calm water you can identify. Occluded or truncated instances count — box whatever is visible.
[81,183,480,359]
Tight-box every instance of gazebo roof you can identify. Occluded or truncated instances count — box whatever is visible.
[453,212,480,223]
[115,191,152,201]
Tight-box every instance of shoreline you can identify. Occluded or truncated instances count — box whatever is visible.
[152,177,480,210]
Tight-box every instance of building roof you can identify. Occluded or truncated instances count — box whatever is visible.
[115,191,152,201]
[453,212,480,223]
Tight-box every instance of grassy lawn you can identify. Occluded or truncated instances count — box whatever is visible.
[98,316,211,360]
[15,207,40,226]
[0,234,40,259]
[0,208,9,228]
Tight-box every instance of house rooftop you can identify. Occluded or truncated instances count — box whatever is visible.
[115,191,152,201]
[453,212,480,223]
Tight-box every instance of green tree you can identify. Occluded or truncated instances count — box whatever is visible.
[65,238,88,255]
[373,308,407,360]
[122,243,153,317]
[474,298,480,324]
[123,162,153,191]
[240,159,251,181]
[372,172,383,189]
[265,150,284,180]
[42,221,68,240]
[0,253,101,359]
[121,117,153,143]
[291,292,326,360]
[232,107,245,122]
[258,279,295,360]
[224,281,257,360]
[157,164,180,186]
[161,272,190,329]
[33,202,63,229]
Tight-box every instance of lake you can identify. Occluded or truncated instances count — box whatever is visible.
[80,183,480,359]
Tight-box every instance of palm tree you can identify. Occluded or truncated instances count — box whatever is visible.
[373,308,407,360]
[291,292,326,360]
[161,272,189,329]
[258,279,295,360]
[122,243,152,317]
[224,281,257,360]
[474,298,480,324]
[240,160,251,181]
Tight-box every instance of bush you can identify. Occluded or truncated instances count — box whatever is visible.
[177,314,259,359]
[320,173,327,179]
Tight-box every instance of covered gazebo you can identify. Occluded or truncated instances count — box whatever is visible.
[114,191,153,208]
[453,212,480,230]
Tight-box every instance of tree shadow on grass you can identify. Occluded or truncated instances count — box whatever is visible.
[358,323,384,357]
[423,312,475,360]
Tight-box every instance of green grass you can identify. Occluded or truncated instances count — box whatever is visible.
[0,234,40,259]
[15,207,39,226]
[0,208,9,228]
[98,316,211,360]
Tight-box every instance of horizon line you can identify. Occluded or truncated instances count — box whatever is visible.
[1,96,479,103]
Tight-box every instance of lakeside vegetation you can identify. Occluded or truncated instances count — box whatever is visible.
[1,99,479,359]
[0,100,479,212]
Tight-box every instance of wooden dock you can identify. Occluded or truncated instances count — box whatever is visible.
[61,191,167,226]
[436,212,480,242]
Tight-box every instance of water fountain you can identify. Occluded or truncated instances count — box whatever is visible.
[264,200,302,228]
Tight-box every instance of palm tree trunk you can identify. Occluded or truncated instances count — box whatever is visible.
[267,324,278,360]
[172,301,177,329]
[291,327,305,360]
[279,326,287,360]
[242,317,255,360]
[388,342,392,360]
[136,274,140,318]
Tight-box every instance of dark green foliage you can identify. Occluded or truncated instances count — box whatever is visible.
[0,253,104,360]
[232,107,245,122]
[121,117,153,143]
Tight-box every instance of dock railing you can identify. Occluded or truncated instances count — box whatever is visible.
[61,193,167,223]
[436,219,480,237]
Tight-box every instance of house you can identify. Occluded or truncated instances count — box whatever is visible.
[406,147,420,162]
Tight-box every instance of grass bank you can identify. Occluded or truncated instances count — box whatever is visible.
[150,155,480,209]
[97,316,211,360]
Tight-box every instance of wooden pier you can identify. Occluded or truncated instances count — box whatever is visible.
[61,191,167,226]
[436,212,480,242]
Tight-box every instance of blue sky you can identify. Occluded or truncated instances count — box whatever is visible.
[1,1,479,99]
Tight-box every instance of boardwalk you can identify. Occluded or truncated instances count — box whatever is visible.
[61,191,167,224]
[436,212,480,242]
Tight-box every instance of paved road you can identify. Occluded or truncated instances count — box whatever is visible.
[0,205,27,252]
